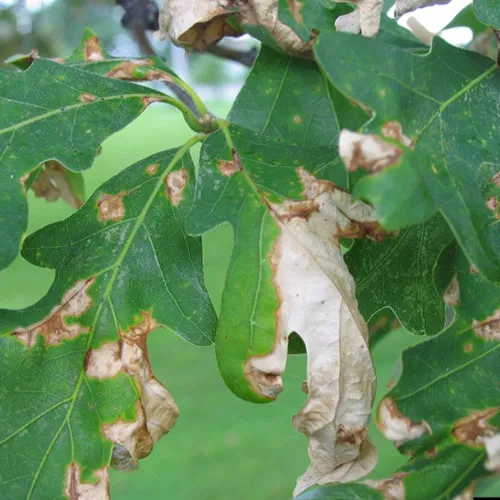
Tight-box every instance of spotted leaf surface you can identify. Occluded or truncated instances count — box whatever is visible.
[0,148,216,499]
[316,33,500,282]
[188,124,386,493]
[0,58,175,271]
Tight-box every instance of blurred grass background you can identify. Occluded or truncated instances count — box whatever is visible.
[0,103,497,499]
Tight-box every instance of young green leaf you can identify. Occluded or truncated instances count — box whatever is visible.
[316,33,500,281]
[0,145,216,499]
[0,59,176,271]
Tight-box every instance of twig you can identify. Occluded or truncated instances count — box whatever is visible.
[206,44,258,67]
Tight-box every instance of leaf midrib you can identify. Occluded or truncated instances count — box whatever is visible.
[0,93,159,137]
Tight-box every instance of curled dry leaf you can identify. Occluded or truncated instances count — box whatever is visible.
[394,0,452,17]
[377,397,431,447]
[31,161,84,209]
[335,0,384,37]
[86,311,180,472]
[161,0,374,56]
[243,169,379,495]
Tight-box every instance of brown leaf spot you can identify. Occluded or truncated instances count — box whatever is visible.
[141,96,164,112]
[165,168,189,206]
[378,397,431,446]
[339,130,403,174]
[470,262,480,274]
[443,274,460,306]
[217,149,243,176]
[105,60,174,83]
[293,114,302,124]
[472,308,500,341]
[381,121,413,148]
[452,408,498,446]
[364,472,407,500]
[287,0,304,23]
[97,191,127,222]
[490,170,500,187]
[464,343,473,353]
[85,342,123,379]
[337,425,367,446]
[296,166,335,198]
[80,93,97,103]
[31,161,83,209]
[271,199,320,222]
[486,196,500,218]
[84,36,105,62]
[425,446,437,457]
[146,164,158,176]
[454,483,476,500]
[14,279,94,347]
[64,462,109,500]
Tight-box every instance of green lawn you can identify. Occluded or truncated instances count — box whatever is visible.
[0,103,496,499]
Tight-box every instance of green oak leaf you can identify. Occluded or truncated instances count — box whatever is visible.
[474,0,500,29]
[315,33,500,282]
[345,214,453,335]
[187,125,346,402]
[0,146,216,499]
[373,249,500,498]
[0,58,178,271]
[228,45,367,146]
[444,3,488,36]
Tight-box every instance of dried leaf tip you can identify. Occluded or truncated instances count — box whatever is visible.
[84,36,105,62]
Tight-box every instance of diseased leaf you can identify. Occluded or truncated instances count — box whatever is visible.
[188,124,383,494]
[316,33,500,281]
[345,214,453,335]
[31,160,84,209]
[474,0,500,29]
[0,147,216,499]
[228,45,367,146]
[373,249,500,498]
[0,58,174,271]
